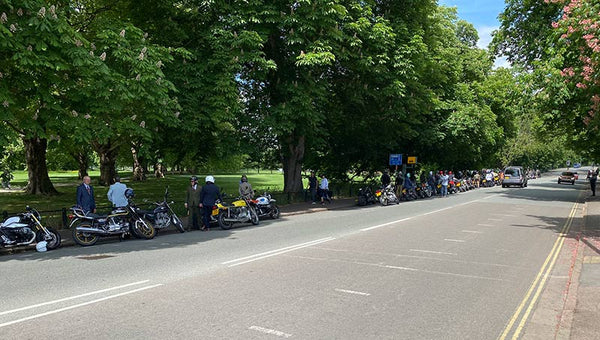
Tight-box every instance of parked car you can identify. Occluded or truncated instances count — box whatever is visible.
[502,166,528,188]
[558,171,576,185]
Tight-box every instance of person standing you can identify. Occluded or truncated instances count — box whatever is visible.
[107,176,128,208]
[185,176,202,230]
[440,171,449,197]
[200,176,220,231]
[239,174,254,199]
[381,170,391,188]
[308,171,318,205]
[590,168,598,196]
[319,174,331,205]
[76,176,96,214]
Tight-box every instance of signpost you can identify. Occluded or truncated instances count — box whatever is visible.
[389,154,403,166]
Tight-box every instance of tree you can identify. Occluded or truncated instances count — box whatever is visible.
[0,1,104,194]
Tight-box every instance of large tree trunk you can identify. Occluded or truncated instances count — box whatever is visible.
[93,142,118,186]
[23,137,58,195]
[75,152,88,180]
[282,134,305,195]
[131,145,146,181]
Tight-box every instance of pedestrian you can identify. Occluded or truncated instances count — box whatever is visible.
[590,168,598,196]
[427,171,436,193]
[381,170,391,188]
[474,171,481,188]
[185,176,202,230]
[107,176,128,207]
[200,175,220,231]
[1,168,13,189]
[239,174,254,199]
[319,174,331,205]
[308,171,318,204]
[76,175,96,214]
[440,171,449,197]
[395,171,404,195]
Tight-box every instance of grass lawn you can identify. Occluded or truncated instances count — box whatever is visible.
[1,170,295,228]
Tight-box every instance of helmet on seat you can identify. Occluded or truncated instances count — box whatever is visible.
[124,188,135,199]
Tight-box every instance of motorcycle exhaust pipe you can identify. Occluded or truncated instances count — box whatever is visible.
[75,226,109,235]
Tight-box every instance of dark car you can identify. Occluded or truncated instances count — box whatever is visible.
[558,171,576,185]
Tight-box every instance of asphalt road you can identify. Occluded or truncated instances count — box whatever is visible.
[0,169,585,339]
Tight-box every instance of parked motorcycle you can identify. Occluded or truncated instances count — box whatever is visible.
[69,203,156,247]
[254,192,280,219]
[138,187,185,234]
[357,187,377,206]
[376,184,400,205]
[0,206,61,250]
[218,196,259,230]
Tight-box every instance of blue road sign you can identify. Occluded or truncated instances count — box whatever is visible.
[389,154,403,166]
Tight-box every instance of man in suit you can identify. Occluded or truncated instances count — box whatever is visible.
[185,176,202,230]
[76,176,96,214]
[199,175,220,231]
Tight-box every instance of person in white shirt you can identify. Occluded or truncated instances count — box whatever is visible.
[107,176,128,207]
[319,174,331,205]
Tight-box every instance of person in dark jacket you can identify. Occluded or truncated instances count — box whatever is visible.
[199,175,220,231]
[381,170,391,188]
[76,176,96,214]
[185,176,202,230]
[308,171,318,204]
[589,168,598,196]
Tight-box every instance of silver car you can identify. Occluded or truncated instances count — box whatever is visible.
[502,166,528,188]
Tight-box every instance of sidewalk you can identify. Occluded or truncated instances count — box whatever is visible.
[0,197,359,256]
[564,196,600,340]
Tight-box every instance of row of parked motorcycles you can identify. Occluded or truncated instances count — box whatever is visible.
[0,188,281,250]
[357,175,501,207]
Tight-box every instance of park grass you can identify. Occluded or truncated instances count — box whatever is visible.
[1,171,294,228]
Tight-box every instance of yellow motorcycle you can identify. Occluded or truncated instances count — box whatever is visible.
[217,196,259,230]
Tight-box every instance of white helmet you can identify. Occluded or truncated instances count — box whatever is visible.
[36,241,48,252]
[205,175,215,183]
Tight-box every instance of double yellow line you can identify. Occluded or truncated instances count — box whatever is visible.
[498,202,579,340]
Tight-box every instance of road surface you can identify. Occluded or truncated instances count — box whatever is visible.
[0,169,585,339]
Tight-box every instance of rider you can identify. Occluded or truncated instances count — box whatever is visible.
[238,174,254,199]
[199,176,220,231]
[381,170,391,188]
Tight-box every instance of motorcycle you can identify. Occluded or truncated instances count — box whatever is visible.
[357,187,377,206]
[254,192,281,219]
[138,187,185,234]
[0,206,61,250]
[376,184,400,205]
[416,183,433,199]
[69,203,156,247]
[218,196,259,230]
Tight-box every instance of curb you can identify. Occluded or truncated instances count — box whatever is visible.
[555,201,586,340]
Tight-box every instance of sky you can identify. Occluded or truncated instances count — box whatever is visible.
[438,0,509,68]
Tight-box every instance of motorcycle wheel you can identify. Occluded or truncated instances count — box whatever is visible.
[131,219,156,239]
[218,212,234,230]
[72,222,99,247]
[250,207,260,225]
[172,215,185,233]
[37,227,61,250]
[269,205,280,219]
[381,197,388,206]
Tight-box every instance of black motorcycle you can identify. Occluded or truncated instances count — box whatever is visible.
[357,187,377,206]
[138,187,185,234]
[0,206,61,250]
[69,203,156,247]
